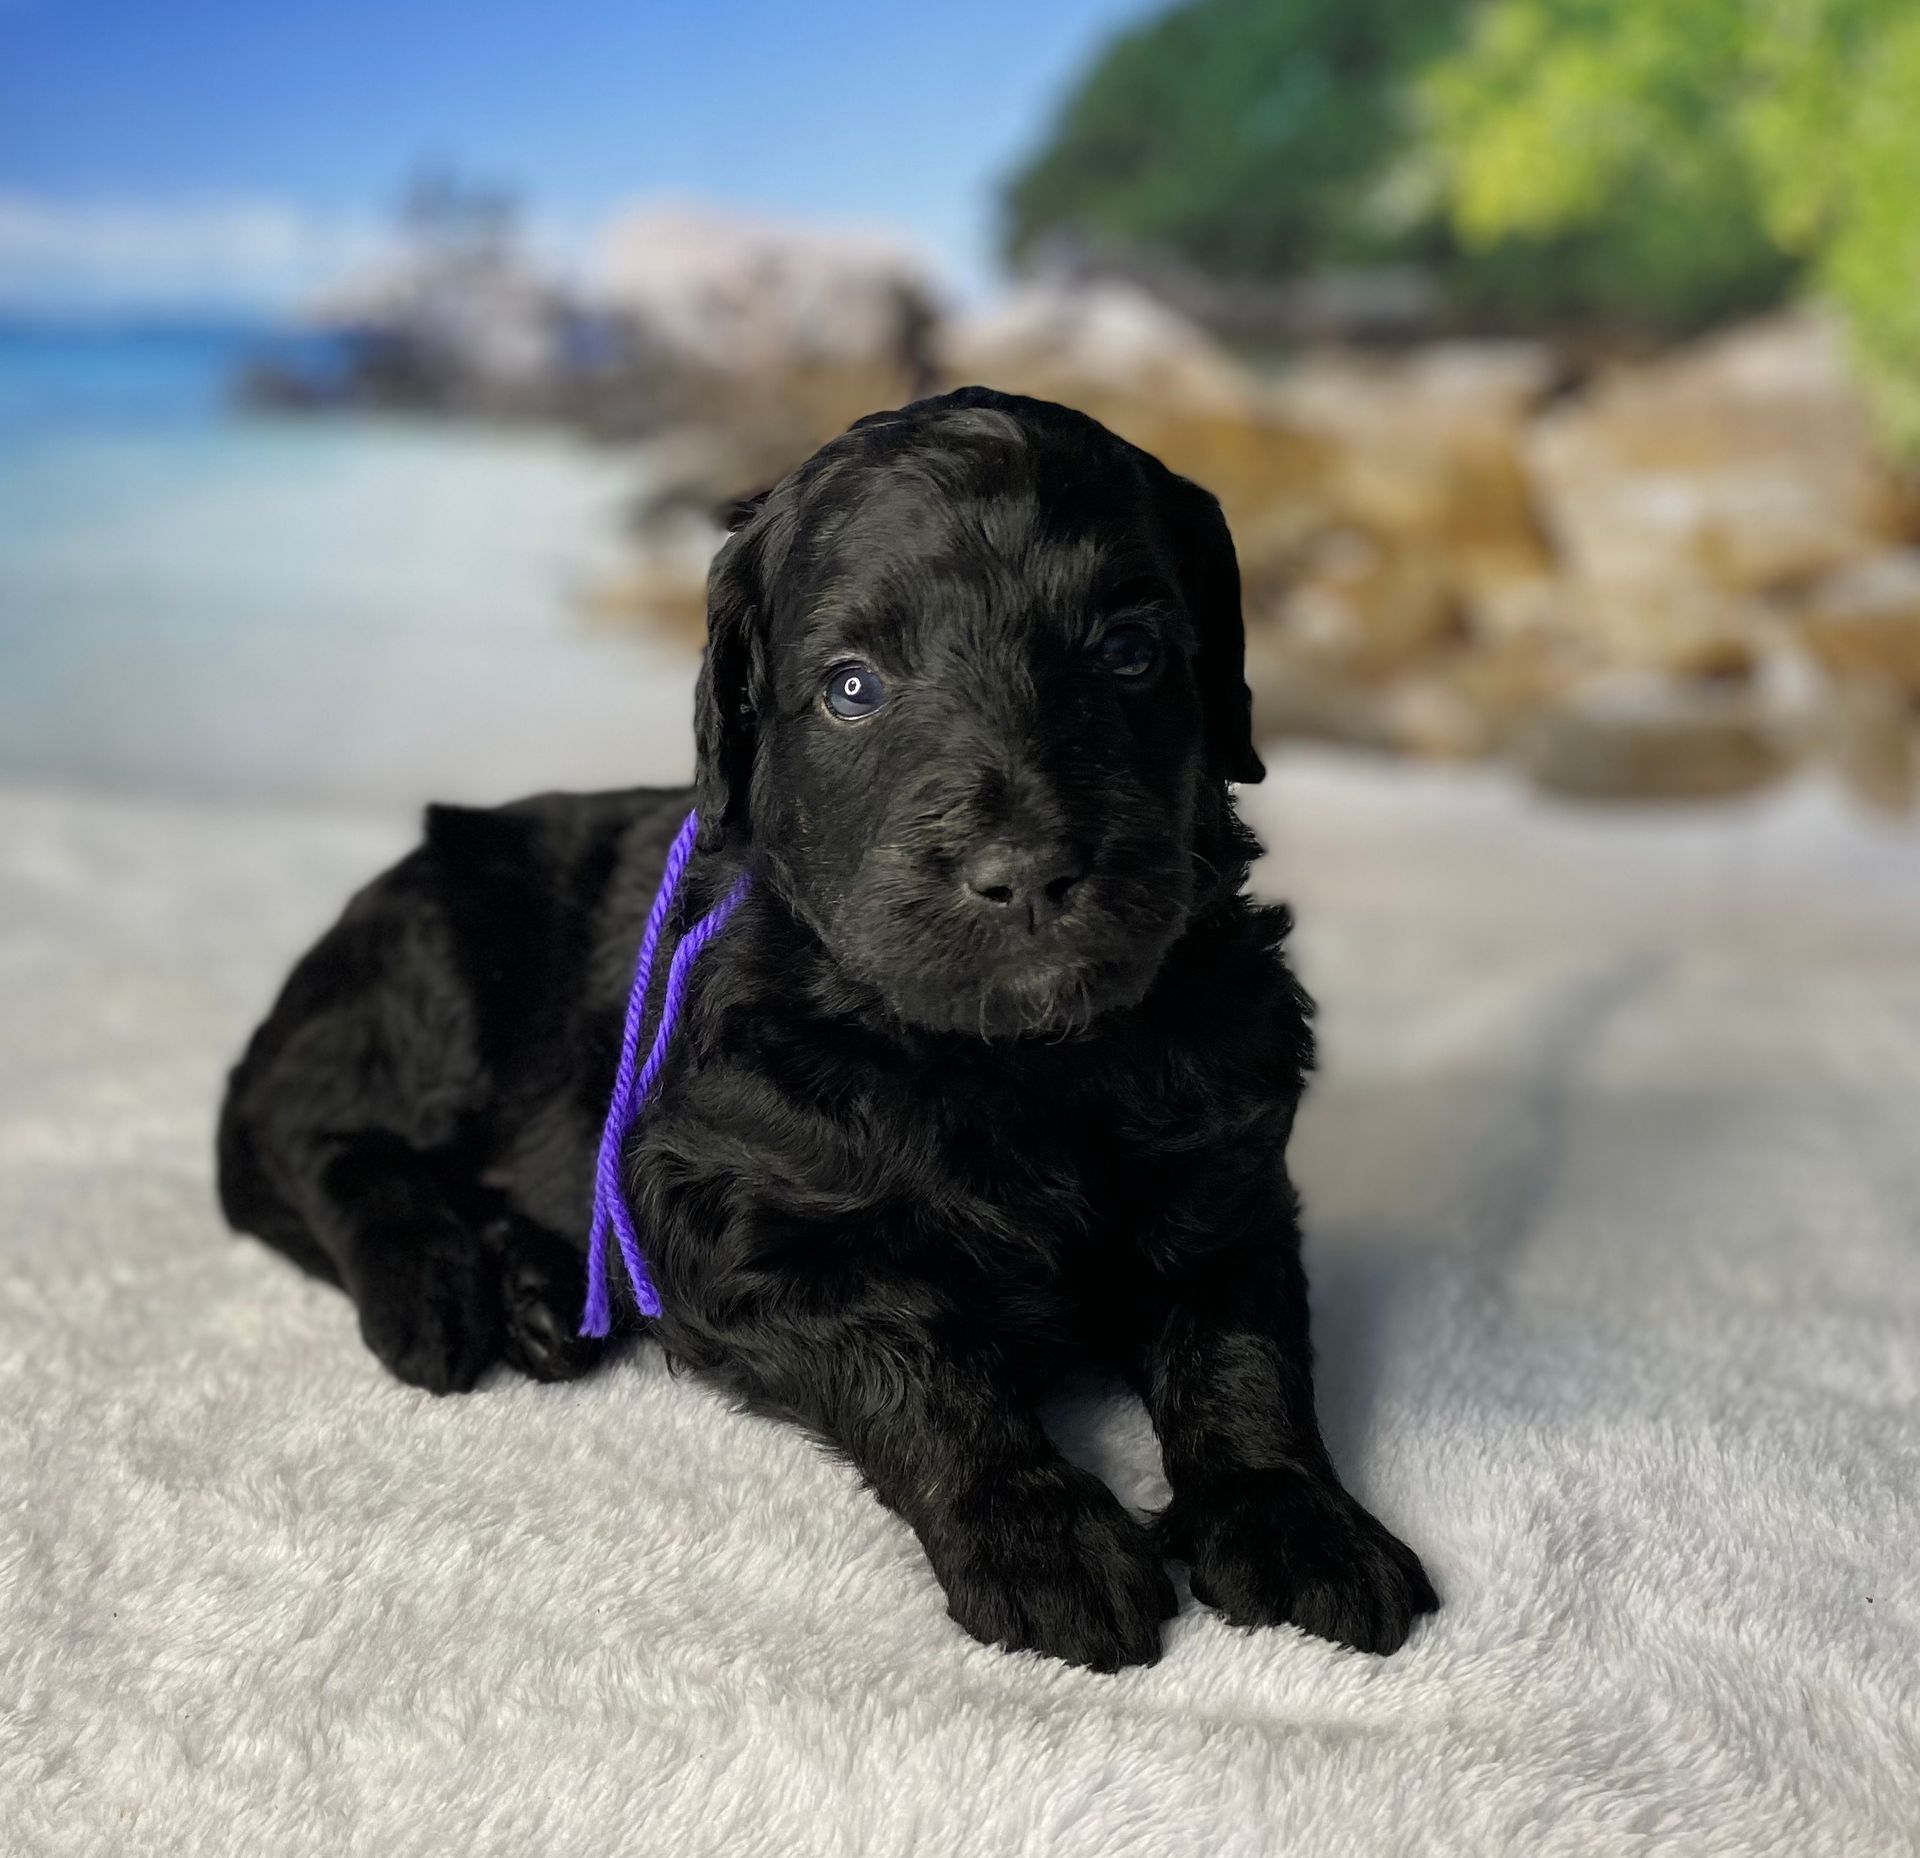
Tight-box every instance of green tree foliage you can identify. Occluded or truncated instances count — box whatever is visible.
[1008,0,1920,443]
[1422,1,1793,327]
[1427,0,1920,441]
[1003,0,1464,277]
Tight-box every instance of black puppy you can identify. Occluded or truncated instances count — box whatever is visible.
[219,387,1436,1671]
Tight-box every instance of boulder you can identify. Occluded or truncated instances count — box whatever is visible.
[1515,673,1801,803]
[592,205,940,442]
[1819,674,1917,815]
[1248,527,1460,682]
[630,425,802,518]
[1271,342,1561,595]
[1245,627,1579,762]
[1794,550,1920,695]
[1601,594,1767,682]
[1242,637,1394,754]
[297,247,589,417]
[587,424,820,641]
[1525,316,1920,602]
[940,283,1334,546]
[1387,634,1586,759]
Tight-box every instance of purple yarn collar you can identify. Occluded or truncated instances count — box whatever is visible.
[580,808,750,1336]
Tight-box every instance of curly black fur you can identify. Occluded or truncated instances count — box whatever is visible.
[218,388,1436,1670]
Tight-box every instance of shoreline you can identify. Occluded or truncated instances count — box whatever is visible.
[0,412,699,806]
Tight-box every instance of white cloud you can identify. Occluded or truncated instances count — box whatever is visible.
[0,195,397,315]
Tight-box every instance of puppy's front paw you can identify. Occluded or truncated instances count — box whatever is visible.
[352,1224,503,1394]
[495,1222,606,1383]
[931,1468,1176,1673]
[1167,1471,1437,1655]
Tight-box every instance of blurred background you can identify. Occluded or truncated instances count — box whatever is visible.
[3,0,1920,816]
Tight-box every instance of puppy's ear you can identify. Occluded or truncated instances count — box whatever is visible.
[1155,470,1266,785]
[693,517,767,850]
[717,487,771,533]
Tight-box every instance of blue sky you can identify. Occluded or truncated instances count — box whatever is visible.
[0,0,1157,310]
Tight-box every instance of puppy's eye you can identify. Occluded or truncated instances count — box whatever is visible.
[824,662,888,720]
[1095,622,1160,678]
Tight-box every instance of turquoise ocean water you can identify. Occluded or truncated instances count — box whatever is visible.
[0,322,694,806]
[0,320,342,433]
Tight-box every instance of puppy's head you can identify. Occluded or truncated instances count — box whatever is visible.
[695,387,1263,1037]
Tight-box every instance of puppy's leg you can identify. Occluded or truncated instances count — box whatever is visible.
[254,1135,603,1392]
[223,840,594,1394]
[487,1212,606,1383]
[306,1133,505,1395]
[1142,1178,1438,1655]
[718,1320,1173,1671]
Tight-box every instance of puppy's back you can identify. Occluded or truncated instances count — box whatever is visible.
[215,784,691,1257]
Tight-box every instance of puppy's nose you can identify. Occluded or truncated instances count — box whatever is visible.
[963,840,1087,930]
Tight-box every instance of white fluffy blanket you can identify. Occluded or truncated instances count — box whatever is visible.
[2,761,1916,1858]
